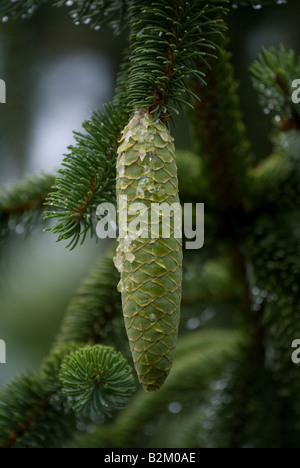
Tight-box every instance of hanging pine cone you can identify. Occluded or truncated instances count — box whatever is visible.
[114,109,183,392]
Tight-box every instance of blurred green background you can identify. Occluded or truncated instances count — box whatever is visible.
[0,0,300,387]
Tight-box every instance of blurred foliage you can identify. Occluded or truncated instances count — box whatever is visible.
[0,0,300,449]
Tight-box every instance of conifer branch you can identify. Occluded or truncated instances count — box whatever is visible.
[45,2,229,249]
[233,0,288,6]
[182,259,238,305]
[190,43,252,213]
[0,372,76,448]
[247,213,300,356]
[77,330,240,448]
[209,345,289,448]
[190,42,266,347]
[0,344,135,447]
[249,47,300,212]
[0,0,47,19]
[0,344,79,448]
[41,343,81,393]
[0,0,130,34]
[0,259,135,448]
[0,0,285,23]
[251,46,300,131]
[60,345,135,418]
[45,105,125,249]
[0,173,55,241]
[126,0,228,119]
[170,407,206,448]
[176,151,207,202]
[54,0,130,34]
[56,257,124,347]
[247,152,300,214]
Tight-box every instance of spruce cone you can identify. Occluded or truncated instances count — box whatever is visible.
[114,109,182,392]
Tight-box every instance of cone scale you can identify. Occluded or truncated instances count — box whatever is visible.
[114,109,183,392]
